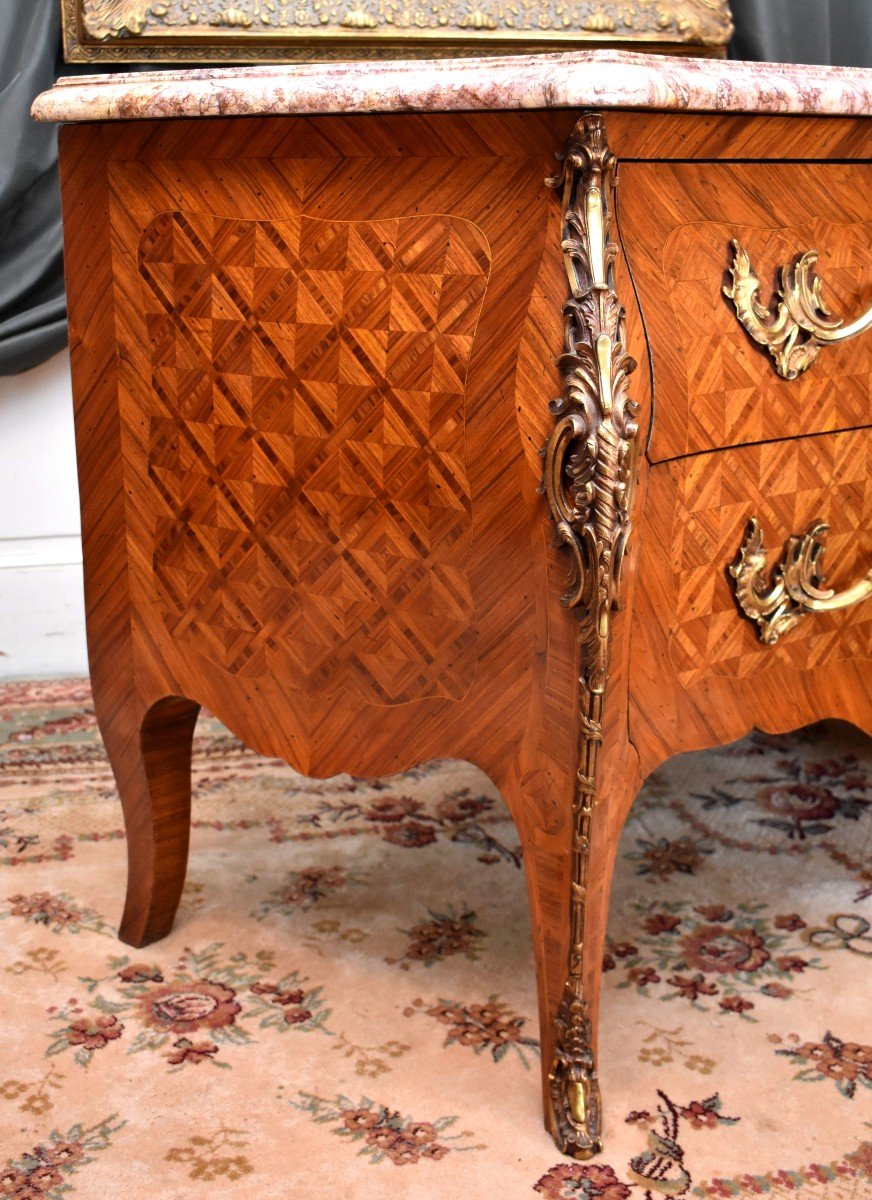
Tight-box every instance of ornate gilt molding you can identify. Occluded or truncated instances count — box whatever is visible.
[64,0,733,62]
[731,518,872,644]
[724,240,872,381]
[541,112,640,1159]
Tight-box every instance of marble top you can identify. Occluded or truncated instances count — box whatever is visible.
[32,50,872,124]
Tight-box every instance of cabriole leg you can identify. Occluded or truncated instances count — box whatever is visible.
[100,694,200,948]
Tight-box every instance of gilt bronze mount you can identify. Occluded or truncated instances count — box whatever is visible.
[731,518,872,644]
[541,111,640,1159]
[725,239,872,381]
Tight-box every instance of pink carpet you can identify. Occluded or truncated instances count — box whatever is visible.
[1,678,870,1197]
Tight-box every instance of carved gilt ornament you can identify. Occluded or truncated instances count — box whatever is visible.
[63,0,733,61]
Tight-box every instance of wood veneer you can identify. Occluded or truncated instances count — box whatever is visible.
[630,428,872,773]
[618,161,872,460]
[61,110,587,1119]
[57,105,872,1157]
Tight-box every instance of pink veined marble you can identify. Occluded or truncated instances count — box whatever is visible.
[31,49,872,123]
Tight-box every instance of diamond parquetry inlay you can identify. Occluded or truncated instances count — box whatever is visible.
[138,211,490,704]
[667,430,872,687]
[660,220,872,455]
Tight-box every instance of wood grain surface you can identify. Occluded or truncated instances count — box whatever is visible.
[58,107,872,1153]
[618,161,872,461]
[138,208,487,705]
[630,427,872,774]
[60,111,589,1117]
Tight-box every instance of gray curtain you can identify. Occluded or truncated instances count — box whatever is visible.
[729,0,872,67]
[1,3,870,376]
[0,0,67,374]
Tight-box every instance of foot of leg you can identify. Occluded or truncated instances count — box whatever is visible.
[105,695,200,948]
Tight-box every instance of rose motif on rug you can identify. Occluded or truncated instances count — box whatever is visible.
[1,1116,123,1198]
[702,748,869,842]
[289,1092,480,1165]
[2,891,113,937]
[633,726,872,897]
[268,784,521,866]
[45,944,329,1070]
[385,905,487,970]
[255,864,355,918]
[605,901,822,1013]
[774,1030,872,1100]
[136,979,242,1034]
[534,1162,632,1199]
[404,995,539,1066]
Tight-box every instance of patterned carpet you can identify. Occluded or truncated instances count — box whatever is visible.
[0,679,870,1199]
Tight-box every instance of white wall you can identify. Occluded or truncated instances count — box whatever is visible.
[0,350,88,677]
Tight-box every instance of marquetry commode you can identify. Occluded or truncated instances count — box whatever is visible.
[33,50,872,1158]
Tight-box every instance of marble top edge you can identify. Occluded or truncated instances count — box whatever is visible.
[32,50,872,123]
[43,48,677,88]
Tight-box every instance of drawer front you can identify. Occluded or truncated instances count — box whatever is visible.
[662,428,872,687]
[630,426,872,766]
[619,161,872,461]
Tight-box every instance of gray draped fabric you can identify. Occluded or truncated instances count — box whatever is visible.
[1,3,870,375]
[0,0,67,374]
[729,0,872,68]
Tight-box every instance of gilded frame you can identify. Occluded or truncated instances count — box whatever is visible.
[61,0,732,63]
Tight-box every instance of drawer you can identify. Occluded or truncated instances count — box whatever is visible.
[619,161,872,461]
[650,426,872,689]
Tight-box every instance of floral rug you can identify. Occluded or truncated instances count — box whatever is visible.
[0,679,870,1199]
